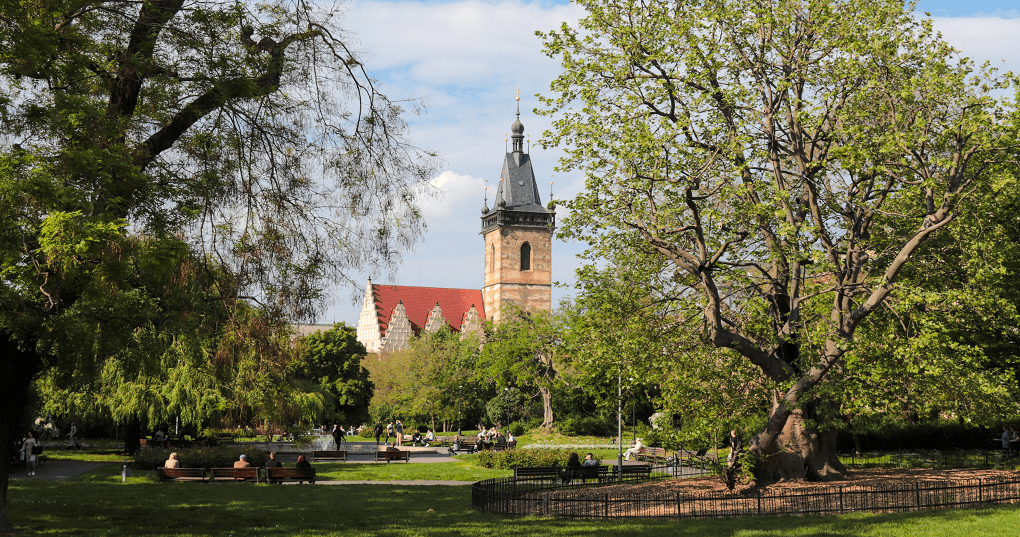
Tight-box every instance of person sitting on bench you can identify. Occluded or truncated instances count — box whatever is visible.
[623,438,643,461]
[295,455,312,468]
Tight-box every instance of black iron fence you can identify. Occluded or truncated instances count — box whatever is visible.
[473,474,1020,518]
[839,449,1012,470]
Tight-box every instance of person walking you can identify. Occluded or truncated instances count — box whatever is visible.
[332,424,345,449]
[373,421,383,445]
[727,430,742,463]
[21,431,39,476]
[386,422,394,445]
[66,421,79,449]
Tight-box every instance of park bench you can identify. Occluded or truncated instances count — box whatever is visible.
[157,467,206,482]
[513,466,561,482]
[612,464,652,480]
[373,450,410,463]
[266,467,316,484]
[559,465,609,484]
[209,467,259,483]
[634,446,669,464]
[312,450,348,462]
[684,448,715,468]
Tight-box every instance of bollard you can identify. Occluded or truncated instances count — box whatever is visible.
[121,460,132,482]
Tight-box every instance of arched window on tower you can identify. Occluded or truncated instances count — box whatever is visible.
[520,242,531,271]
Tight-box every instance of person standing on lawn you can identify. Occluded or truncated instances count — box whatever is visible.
[66,422,79,449]
[386,422,394,444]
[21,432,38,476]
[395,420,404,446]
[373,421,383,445]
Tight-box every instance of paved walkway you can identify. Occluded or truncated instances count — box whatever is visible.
[9,460,110,481]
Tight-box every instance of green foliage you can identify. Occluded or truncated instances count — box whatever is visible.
[292,323,374,424]
[538,0,1020,477]
[557,416,613,437]
[475,448,579,469]
[366,327,483,429]
[133,446,268,470]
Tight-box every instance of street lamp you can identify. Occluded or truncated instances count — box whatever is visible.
[458,385,463,436]
[617,373,623,482]
[504,387,510,430]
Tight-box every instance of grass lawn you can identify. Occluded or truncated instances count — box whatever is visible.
[4,464,1020,536]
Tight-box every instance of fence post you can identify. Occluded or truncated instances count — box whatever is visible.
[605,493,609,519]
[979,478,983,505]
[914,481,921,509]
[676,492,681,519]
[839,486,844,515]
[757,489,762,516]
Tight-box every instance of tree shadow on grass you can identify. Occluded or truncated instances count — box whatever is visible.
[7,469,1020,536]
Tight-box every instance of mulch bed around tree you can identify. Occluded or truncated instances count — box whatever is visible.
[513,469,1020,518]
[567,468,1020,497]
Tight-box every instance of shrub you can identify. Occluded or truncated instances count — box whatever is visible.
[558,416,612,436]
[506,422,526,437]
[476,449,579,469]
[134,446,268,470]
[359,427,375,438]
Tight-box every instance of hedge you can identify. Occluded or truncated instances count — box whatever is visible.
[134,446,269,470]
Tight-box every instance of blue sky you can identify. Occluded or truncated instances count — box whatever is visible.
[319,0,1020,325]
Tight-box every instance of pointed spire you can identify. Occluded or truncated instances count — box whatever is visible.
[511,87,524,153]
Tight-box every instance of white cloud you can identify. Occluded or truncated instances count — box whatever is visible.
[932,16,1020,68]
[416,170,485,219]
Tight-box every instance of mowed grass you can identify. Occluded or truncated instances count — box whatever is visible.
[4,464,1020,536]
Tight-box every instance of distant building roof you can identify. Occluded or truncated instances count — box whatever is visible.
[372,285,484,337]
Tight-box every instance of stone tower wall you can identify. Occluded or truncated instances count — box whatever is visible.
[483,224,553,323]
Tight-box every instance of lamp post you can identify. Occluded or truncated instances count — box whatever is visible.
[504,387,510,430]
[458,385,463,436]
[617,373,623,483]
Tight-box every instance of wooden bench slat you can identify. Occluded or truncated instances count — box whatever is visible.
[312,450,348,462]
[265,467,317,484]
[373,450,410,463]
[157,467,206,482]
[209,467,260,482]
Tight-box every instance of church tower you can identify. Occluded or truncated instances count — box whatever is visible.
[481,91,556,323]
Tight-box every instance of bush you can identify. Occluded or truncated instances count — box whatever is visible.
[837,419,1003,451]
[476,449,579,470]
[359,427,375,438]
[506,421,526,437]
[557,416,613,436]
[134,446,268,470]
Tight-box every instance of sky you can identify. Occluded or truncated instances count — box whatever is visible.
[318,0,1020,326]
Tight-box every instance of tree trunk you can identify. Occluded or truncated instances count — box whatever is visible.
[539,386,554,429]
[744,399,846,488]
[124,418,141,455]
[0,338,42,533]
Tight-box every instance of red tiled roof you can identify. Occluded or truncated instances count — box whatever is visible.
[373,285,484,336]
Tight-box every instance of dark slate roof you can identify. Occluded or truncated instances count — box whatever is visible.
[494,152,553,214]
[372,285,484,336]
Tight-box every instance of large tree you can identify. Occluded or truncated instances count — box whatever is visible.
[291,323,374,426]
[0,0,434,529]
[540,0,1017,485]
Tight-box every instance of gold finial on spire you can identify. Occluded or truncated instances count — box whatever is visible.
[516,86,520,102]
